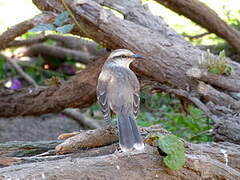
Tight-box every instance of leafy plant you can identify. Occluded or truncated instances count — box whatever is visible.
[145,134,185,170]
[223,6,240,31]
[29,11,73,34]
[199,50,233,75]
[54,11,69,27]
[56,24,74,34]
[30,24,55,32]
[158,135,185,170]
[0,57,6,81]
[137,93,213,143]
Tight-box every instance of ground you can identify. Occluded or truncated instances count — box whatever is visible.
[0,114,81,142]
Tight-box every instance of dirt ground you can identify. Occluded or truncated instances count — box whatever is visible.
[0,114,82,142]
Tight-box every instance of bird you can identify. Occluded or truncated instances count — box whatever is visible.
[97,49,144,152]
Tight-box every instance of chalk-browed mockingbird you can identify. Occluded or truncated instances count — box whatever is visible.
[97,49,144,152]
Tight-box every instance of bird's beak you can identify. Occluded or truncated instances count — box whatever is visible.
[130,54,144,59]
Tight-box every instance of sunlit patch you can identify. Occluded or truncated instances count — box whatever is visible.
[102,6,124,20]
[75,62,86,69]
[4,80,12,88]
[43,64,50,70]
[133,143,144,151]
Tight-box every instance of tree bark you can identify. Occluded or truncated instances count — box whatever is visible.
[155,0,240,54]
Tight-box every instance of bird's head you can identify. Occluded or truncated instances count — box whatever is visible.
[107,49,143,67]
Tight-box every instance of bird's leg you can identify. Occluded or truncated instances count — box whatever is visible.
[114,146,145,158]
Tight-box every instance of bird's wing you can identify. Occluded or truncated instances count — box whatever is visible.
[128,70,140,118]
[133,92,140,118]
[96,71,111,124]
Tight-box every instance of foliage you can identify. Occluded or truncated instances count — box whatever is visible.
[0,53,78,87]
[0,10,80,87]
[44,76,62,86]
[30,24,55,32]
[187,8,240,62]
[223,6,240,32]
[137,93,213,143]
[207,9,240,61]
[54,11,69,27]
[199,50,233,75]
[0,57,6,81]
[29,11,73,34]
[144,134,185,170]
[55,24,74,34]
[158,135,185,170]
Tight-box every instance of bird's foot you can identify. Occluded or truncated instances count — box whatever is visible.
[114,143,145,157]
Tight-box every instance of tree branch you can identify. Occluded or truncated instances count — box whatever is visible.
[8,34,108,57]
[183,32,211,40]
[155,0,240,54]
[187,67,240,93]
[62,108,101,129]
[0,13,56,50]
[55,125,118,153]
[18,43,92,64]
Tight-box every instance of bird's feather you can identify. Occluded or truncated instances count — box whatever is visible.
[118,106,143,151]
[96,72,111,124]
[133,93,140,118]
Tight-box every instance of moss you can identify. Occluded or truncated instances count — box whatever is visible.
[199,50,233,76]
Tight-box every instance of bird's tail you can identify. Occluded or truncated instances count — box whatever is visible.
[117,106,144,152]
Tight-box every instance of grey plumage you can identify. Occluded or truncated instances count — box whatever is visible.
[97,49,144,152]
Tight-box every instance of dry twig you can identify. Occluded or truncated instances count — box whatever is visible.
[0,54,38,87]
[62,108,101,129]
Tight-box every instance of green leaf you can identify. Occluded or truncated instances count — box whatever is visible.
[208,67,222,75]
[158,135,185,170]
[0,57,6,80]
[56,24,74,34]
[219,50,225,58]
[29,24,55,32]
[158,135,184,154]
[54,11,69,27]
[163,153,185,170]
